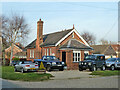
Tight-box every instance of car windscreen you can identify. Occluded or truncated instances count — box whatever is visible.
[117,58,120,62]
[43,56,58,60]
[106,58,116,62]
[84,55,95,60]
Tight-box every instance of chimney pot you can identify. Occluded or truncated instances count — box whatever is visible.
[73,24,75,29]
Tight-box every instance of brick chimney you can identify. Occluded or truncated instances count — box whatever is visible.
[36,19,44,59]
[37,19,43,44]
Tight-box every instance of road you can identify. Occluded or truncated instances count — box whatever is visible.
[1,70,119,88]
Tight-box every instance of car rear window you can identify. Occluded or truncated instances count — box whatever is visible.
[22,61,33,64]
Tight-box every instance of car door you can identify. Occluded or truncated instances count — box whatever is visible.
[17,62,22,71]
[96,56,104,68]
[115,58,120,68]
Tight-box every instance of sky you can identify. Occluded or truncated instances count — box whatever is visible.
[1,1,118,46]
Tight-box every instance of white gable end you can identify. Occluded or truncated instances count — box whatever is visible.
[55,29,90,47]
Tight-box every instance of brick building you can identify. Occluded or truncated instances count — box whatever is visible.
[5,43,26,59]
[91,45,117,59]
[26,19,93,70]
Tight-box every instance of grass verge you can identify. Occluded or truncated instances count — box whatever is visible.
[1,66,53,81]
[90,70,120,76]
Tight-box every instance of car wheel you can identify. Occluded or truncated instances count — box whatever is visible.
[101,65,106,71]
[90,65,97,71]
[21,68,25,73]
[46,65,51,72]
[111,65,115,71]
[14,67,17,72]
[79,68,83,71]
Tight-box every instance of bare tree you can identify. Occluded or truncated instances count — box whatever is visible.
[1,14,30,65]
[81,31,96,45]
[99,39,109,45]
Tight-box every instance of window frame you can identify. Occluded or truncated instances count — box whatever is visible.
[73,51,81,62]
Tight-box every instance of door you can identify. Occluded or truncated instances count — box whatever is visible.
[96,56,105,68]
[62,52,66,64]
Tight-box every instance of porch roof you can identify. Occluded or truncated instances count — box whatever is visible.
[59,39,93,50]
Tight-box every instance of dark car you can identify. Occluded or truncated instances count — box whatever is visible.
[105,58,120,70]
[34,56,65,71]
[79,54,106,71]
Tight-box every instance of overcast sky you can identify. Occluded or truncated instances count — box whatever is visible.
[1,1,118,46]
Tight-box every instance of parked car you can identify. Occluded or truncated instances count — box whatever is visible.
[34,56,65,71]
[105,58,120,70]
[14,61,39,73]
[79,54,106,71]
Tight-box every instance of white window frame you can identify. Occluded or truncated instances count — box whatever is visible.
[47,48,49,56]
[73,51,81,62]
[84,51,89,55]
[33,50,34,58]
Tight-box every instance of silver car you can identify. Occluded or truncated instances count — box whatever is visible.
[115,58,120,69]
[14,61,39,73]
[105,58,120,71]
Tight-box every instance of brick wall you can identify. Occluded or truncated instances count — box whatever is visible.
[5,45,23,58]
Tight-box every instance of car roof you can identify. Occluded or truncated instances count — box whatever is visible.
[93,54,105,56]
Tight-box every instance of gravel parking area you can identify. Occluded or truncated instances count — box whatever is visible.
[2,70,119,88]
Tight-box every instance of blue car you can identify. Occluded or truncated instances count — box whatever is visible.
[34,56,65,71]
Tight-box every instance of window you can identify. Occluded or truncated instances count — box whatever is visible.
[33,50,34,58]
[30,49,34,58]
[73,51,81,62]
[47,48,49,56]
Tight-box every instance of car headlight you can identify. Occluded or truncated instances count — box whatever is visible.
[82,62,83,65]
[52,62,56,65]
[84,63,87,65]
[62,62,64,65]
[88,62,92,66]
[47,62,51,65]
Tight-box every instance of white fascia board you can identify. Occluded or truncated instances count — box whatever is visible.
[55,30,74,46]
[73,29,90,47]
[55,28,90,47]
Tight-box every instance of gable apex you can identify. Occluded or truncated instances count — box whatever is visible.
[55,29,90,47]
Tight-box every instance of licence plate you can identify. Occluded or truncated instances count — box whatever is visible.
[57,65,62,66]
[30,68,35,70]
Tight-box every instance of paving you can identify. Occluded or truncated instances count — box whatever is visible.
[1,70,119,88]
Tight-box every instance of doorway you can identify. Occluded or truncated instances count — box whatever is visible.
[62,52,66,64]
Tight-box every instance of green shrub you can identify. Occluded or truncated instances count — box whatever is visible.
[12,57,20,61]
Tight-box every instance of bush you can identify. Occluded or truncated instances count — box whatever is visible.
[12,57,20,61]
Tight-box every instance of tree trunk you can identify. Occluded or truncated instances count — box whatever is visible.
[3,51,6,65]
[10,43,13,66]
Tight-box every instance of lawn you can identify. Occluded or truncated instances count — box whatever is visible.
[1,66,53,81]
[90,70,120,76]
